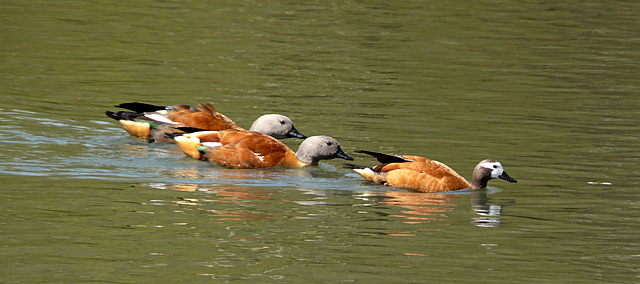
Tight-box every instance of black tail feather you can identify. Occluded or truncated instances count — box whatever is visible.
[164,127,209,139]
[105,110,144,121]
[355,150,412,164]
[115,102,167,113]
[164,132,182,140]
[175,126,208,133]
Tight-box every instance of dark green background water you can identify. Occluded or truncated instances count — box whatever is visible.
[1,0,638,282]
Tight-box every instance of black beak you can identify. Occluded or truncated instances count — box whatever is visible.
[333,148,354,161]
[287,127,307,139]
[499,171,517,183]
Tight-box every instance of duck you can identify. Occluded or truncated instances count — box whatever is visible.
[105,102,306,142]
[343,150,517,193]
[174,129,354,169]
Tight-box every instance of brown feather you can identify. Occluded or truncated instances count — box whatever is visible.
[165,104,243,131]
[183,129,305,169]
[350,151,516,192]
[363,156,471,193]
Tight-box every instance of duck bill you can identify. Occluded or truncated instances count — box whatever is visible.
[333,148,354,161]
[499,171,517,183]
[287,127,307,139]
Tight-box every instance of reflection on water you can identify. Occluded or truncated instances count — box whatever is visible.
[145,183,286,204]
[148,181,508,229]
[376,191,459,224]
[470,191,513,228]
[360,190,509,228]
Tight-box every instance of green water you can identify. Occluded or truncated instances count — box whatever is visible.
[1,0,639,282]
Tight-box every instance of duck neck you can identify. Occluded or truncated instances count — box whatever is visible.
[470,179,488,190]
[295,151,316,165]
[470,168,491,190]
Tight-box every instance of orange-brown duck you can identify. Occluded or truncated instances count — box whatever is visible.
[105,102,305,142]
[175,129,353,169]
[344,150,516,193]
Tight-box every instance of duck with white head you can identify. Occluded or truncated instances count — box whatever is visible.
[343,150,517,193]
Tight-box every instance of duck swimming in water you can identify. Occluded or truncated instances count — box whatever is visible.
[343,150,516,193]
[174,129,353,169]
[105,102,306,142]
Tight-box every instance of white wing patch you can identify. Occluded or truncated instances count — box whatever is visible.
[201,142,222,148]
[144,113,178,124]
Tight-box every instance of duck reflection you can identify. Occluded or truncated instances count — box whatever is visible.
[165,164,316,182]
[361,190,505,227]
[376,191,460,224]
[146,182,285,204]
[470,191,503,227]
[143,183,287,222]
[143,181,506,227]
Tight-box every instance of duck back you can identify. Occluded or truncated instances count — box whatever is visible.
[203,130,302,169]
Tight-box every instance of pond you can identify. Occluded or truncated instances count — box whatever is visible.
[1,0,638,282]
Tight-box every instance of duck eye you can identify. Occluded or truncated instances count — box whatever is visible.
[280,120,286,125]
[493,165,498,169]
[326,142,333,146]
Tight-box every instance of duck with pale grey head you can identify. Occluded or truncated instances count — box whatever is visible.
[174,129,353,169]
[105,102,306,143]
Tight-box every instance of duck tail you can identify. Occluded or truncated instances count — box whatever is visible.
[105,110,144,121]
[175,134,205,160]
[343,163,388,185]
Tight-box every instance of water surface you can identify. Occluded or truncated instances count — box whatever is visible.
[1,0,639,282]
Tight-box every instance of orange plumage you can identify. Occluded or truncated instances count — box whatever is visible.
[105,102,241,142]
[162,103,242,131]
[198,130,303,169]
[106,102,306,143]
[176,130,352,169]
[344,151,516,193]
[373,157,472,192]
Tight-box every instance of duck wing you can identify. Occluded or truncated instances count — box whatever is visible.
[165,103,243,131]
[355,150,414,163]
[204,130,293,169]
[115,102,167,113]
[378,159,471,192]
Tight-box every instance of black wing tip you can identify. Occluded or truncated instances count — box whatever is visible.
[163,127,208,139]
[115,102,166,113]
[105,110,143,121]
[354,150,411,164]
[175,126,208,133]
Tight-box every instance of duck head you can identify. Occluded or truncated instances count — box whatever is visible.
[249,114,307,139]
[295,136,354,165]
[471,159,517,190]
